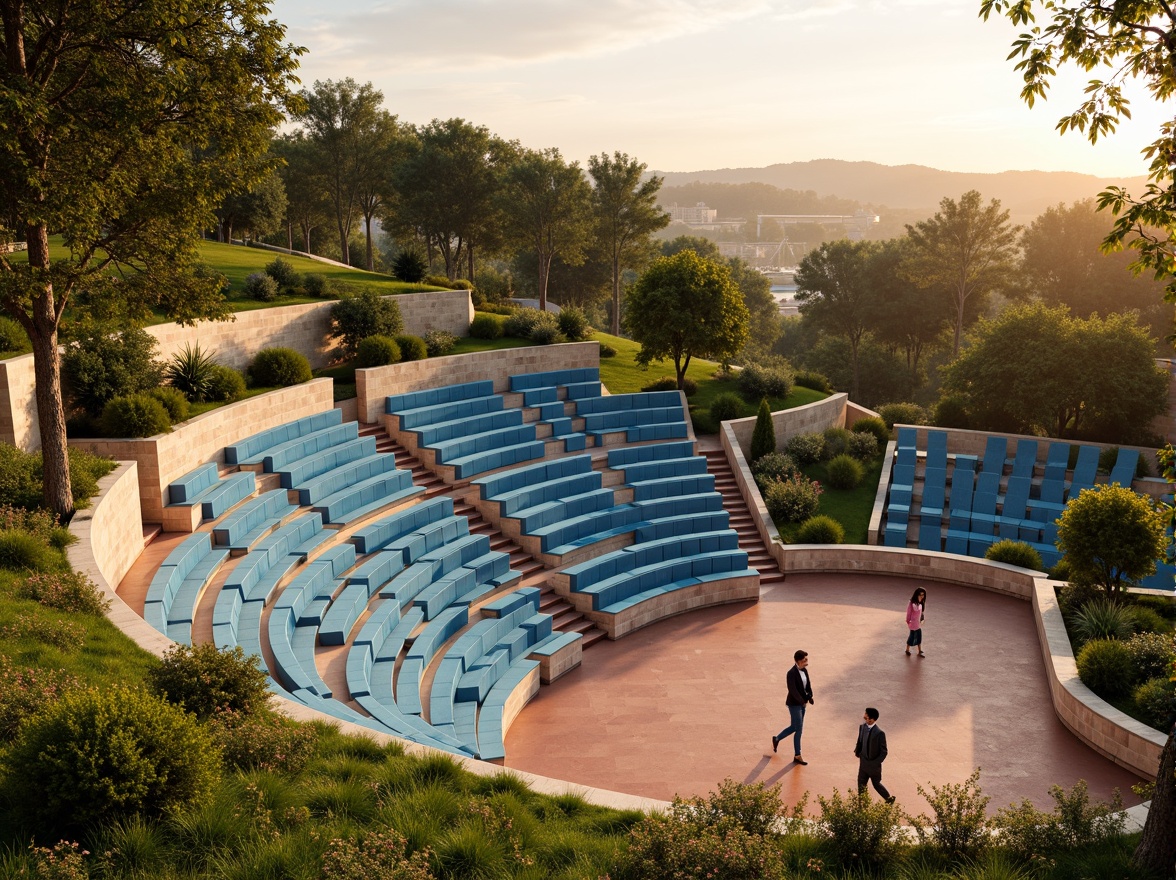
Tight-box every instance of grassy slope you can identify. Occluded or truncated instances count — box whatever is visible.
[774,455,886,545]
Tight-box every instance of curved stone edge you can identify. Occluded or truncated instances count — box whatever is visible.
[68,457,669,814]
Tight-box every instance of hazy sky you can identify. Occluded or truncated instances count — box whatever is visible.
[272,0,1171,178]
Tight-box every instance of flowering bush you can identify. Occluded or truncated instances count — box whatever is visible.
[208,709,317,773]
[785,432,825,465]
[764,474,823,523]
[320,830,434,880]
[0,613,85,652]
[0,504,73,550]
[0,655,80,739]
[18,571,109,615]
[149,644,271,720]
[23,841,89,880]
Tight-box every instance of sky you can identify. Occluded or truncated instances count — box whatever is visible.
[271,0,1172,179]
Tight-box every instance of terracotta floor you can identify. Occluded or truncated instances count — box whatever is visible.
[503,573,1145,813]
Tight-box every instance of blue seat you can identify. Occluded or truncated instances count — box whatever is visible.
[509,367,600,392]
[473,454,592,501]
[495,472,603,518]
[620,456,709,484]
[412,409,522,448]
[998,476,1032,539]
[398,605,468,715]
[1070,445,1100,493]
[431,423,536,464]
[896,426,916,450]
[1010,440,1038,480]
[262,422,360,473]
[981,436,1007,475]
[575,390,681,415]
[917,517,941,551]
[167,462,219,504]
[449,441,547,480]
[313,470,423,526]
[349,497,454,555]
[385,380,494,415]
[277,436,377,489]
[295,454,401,506]
[892,463,915,492]
[629,473,715,502]
[920,469,946,522]
[225,409,343,466]
[925,430,948,471]
[607,441,697,468]
[144,533,228,633]
[1108,448,1140,488]
[319,582,372,646]
[385,515,470,565]
[969,472,1000,533]
[948,465,975,530]
[212,489,297,550]
[627,422,689,443]
[198,472,256,521]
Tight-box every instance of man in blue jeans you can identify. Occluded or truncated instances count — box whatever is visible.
[772,649,813,764]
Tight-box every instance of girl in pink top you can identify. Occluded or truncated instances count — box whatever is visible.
[905,587,926,657]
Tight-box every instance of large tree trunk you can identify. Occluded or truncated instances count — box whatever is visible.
[25,226,73,519]
[287,221,293,252]
[611,257,622,335]
[953,289,964,356]
[337,217,349,266]
[364,215,374,271]
[1133,721,1176,875]
[468,245,474,284]
[538,254,550,312]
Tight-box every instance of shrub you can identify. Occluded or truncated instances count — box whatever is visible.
[0,531,58,574]
[877,401,925,429]
[815,788,907,870]
[1069,598,1136,644]
[394,334,428,362]
[3,685,220,832]
[423,273,454,289]
[392,250,428,283]
[750,399,776,463]
[991,781,1124,860]
[752,452,798,489]
[1133,676,1176,729]
[785,432,825,465]
[62,324,162,418]
[0,505,73,551]
[19,841,89,880]
[502,307,548,339]
[765,474,823,523]
[1097,445,1118,475]
[599,343,617,357]
[1124,631,1175,681]
[148,386,189,424]
[934,396,970,429]
[794,369,831,393]
[848,431,879,460]
[557,306,592,341]
[264,257,299,289]
[423,329,457,357]
[0,446,113,511]
[244,271,279,302]
[302,272,332,298]
[100,394,172,438]
[1131,604,1173,635]
[148,644,271,721]
[738,360,794,402]
[330,291,404,356]
[528,318,565,345]
[1075,638,1135,700]
[642,376,698,396]
[710,392,743,423]
[795,515,844,544]
[205,364,246,402]
[356,335,401,368]
[826,453,864,490]
[18,571,109,615]
[208,709,317,773]
[911,769,990,863]
[822,426,853,459]
[163,342,219,403]
[985,540,1045,572]
[248,347,312,387]
[0,656,80,740]
[851,416,889,446]
[469,314,503,339]
[321,829,434,880]
[0,316,31,355]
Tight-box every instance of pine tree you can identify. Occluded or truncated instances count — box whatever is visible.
[750,398,776,463]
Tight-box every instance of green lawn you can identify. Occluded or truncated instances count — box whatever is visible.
[774,455,885,545]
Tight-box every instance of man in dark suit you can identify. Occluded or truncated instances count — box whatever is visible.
[771,649,813,764]
[855,707,895,803]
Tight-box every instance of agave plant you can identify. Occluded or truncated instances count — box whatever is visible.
[164,343,219,403]
[1067,597,1136,645]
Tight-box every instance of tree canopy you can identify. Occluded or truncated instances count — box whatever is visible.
[1056,484,1166,596]
[625,251,749,389]
[0,0,303,517]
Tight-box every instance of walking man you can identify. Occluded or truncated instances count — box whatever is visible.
[855,707,895,803]
[772,650,813,765]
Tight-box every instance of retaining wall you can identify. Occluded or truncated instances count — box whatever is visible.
[725,393,849,459]
[0,353,36,450]
[72,380,334,524]
[357,342,599,423]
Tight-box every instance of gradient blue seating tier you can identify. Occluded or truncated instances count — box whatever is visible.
[883,431,1164,582]
[166,463,256,522]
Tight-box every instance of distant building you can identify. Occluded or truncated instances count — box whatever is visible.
[755,211,880,241]
[667,202,718,225]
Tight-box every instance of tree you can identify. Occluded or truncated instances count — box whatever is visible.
[1056,484,1166,596]
[941,303,1168,441]
[867,238,952,384]
[661,236,721,260]
[795,240,879,400]
[500,148,592,312]
[587,152,669,335]
[394,118,510,280]
[726,257,780,356]
[217,166,287,244]
[625,251,749,389]
[750,399,776,462]
[905,191,1020,355]
[355,114,410,272]
[1019,200,1167,339]
[273,132,331,253]
[294,79,385,266]
[0,0,302,518]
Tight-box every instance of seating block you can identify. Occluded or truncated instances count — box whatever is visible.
[226,409,342,466]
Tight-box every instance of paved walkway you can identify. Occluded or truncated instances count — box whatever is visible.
[504,572,1144,813]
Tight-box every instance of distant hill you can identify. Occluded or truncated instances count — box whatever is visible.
[653,159,1148,223]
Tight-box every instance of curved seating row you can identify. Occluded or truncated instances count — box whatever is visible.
[166,463,256,524]
[144,532,230,642]
[226,409,343,466]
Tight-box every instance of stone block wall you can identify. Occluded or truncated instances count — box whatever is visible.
[0,353,37,450]
[357,342,599,423]
[726,393,848,459]
[73,380,334,524]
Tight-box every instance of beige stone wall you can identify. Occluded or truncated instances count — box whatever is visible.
[73,380,334,524]
[148,289,473,371]
[0,353,38,450]
[845,401,880,425]
[1033,581,1165,779]
[726,393,848,459]
[721,421,779,553]
[357,342,600,423]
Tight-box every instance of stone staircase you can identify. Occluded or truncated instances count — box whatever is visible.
[359,423,608,648]
[701,447,785,590]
